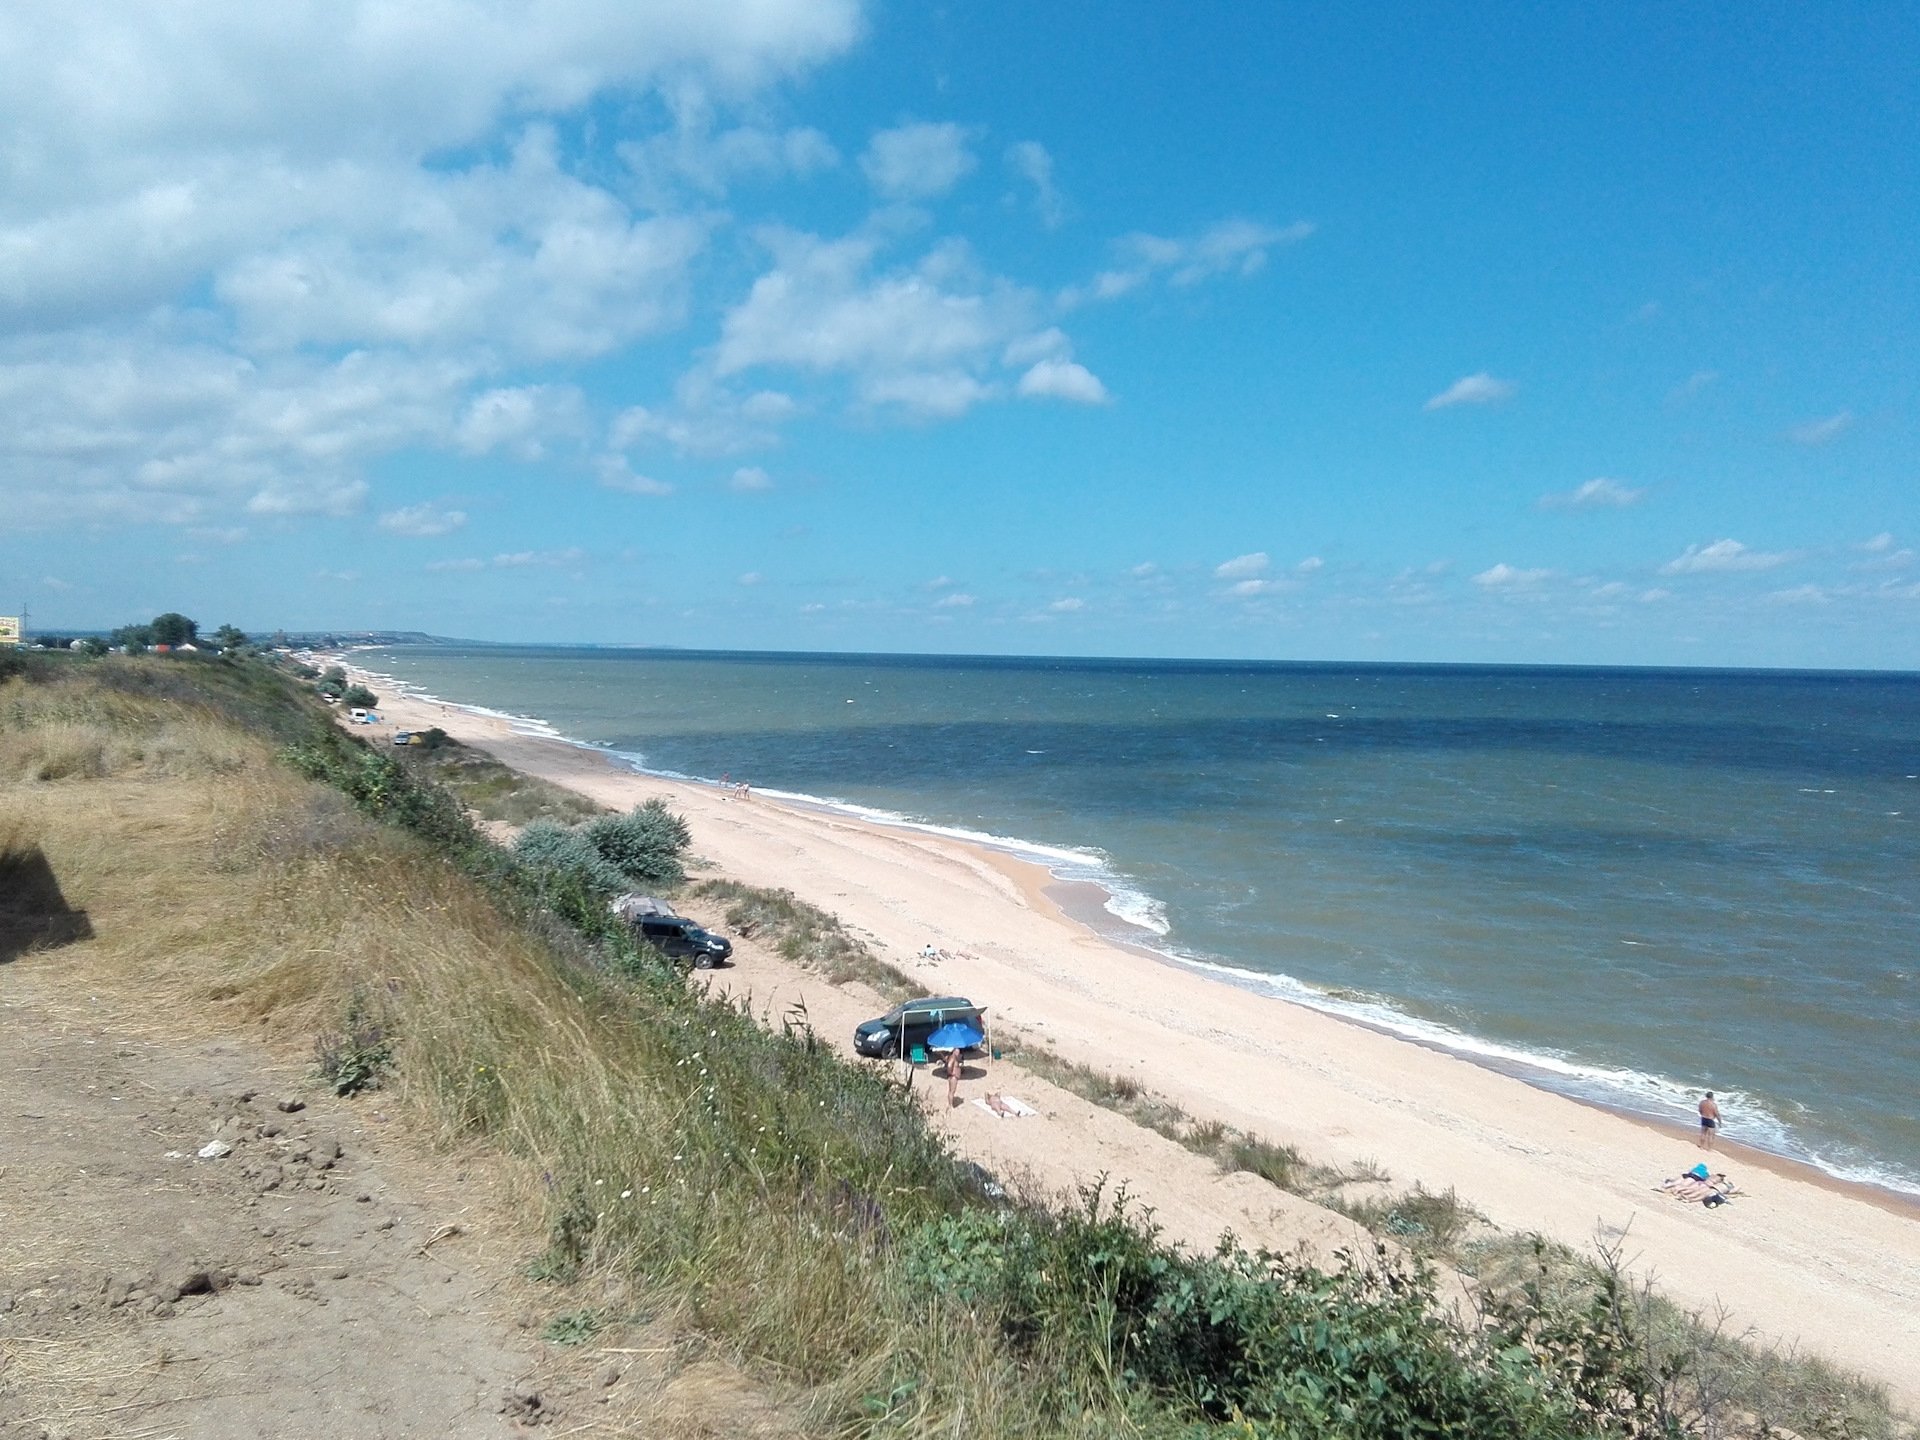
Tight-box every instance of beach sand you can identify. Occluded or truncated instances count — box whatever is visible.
[352,672,1920,1406]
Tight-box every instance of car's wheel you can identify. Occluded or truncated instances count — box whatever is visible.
[693,952,716,970]
[878,1037,899,1060]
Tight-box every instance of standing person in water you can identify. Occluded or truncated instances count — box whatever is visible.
[1697,1091,1721,1150]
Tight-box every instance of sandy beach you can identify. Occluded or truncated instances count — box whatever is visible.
[349,669,1920,1406]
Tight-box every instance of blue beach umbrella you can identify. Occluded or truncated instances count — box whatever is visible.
[925,1021,984,1053]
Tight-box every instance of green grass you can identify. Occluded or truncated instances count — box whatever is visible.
[686,878,919,1000]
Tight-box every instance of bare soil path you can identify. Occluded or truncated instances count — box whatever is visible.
[0,960,784,1440]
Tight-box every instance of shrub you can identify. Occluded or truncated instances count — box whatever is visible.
[514,820,629,895]
[341,684,378,708]
[581,798,691,886]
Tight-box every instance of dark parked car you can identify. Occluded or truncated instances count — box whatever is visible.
[634,914,733,968]
[853,996,986,1059]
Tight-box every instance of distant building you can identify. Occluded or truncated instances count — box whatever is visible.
[0,616,19,647]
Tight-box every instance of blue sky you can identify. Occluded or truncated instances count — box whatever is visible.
[3,3,1915,668]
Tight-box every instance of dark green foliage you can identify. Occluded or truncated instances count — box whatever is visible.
[580,799,691,885]
[315,993,393,1095]
[514,821,629,894]
[902,1186,1633,1438]
[341,683,379,708]
[282,731,480,853]
[211,624,248,651]
[149,612,198,647]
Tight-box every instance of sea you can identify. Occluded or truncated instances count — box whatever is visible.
[353,645,1920,1197]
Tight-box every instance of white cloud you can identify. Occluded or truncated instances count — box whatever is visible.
[737,571,762,586]
[935,592,974,608]
[1068,218,1312,304]
[1787,410,1854,446]
[861,370,993,417]
[619,91,838,203]
[491,548,586,568]
[712,229,1045,418]
[455,384,584,459]
[1424,373,1516,411]
[1540,477,1646,510]
[1861,532,1896,553]
[596,456,673,496]
[1295,556,1323,573]
[1005,140,1065,227]
[729,466,773,492]
[1228,578,1281,596]
[1214,552,1270,580]
[1016,358,1110,405]
[1002,327,1070,367]
[611,374,799,458]
[0,1,861,532]
[425,556,486,572]
[860,122,977,201]
[1660,539,1792,575]
[1048,597,1085,612]
[1473,563,1552,588]
[1130,561,1159,578]
[378,502,467,537]
[1769,584,1829,605]
[1851,534,1912,571]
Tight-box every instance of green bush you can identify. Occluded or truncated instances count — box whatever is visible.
[514,820,629,893]
[581,798,691,885]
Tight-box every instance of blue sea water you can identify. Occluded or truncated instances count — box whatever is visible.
[355,645,1920,1195]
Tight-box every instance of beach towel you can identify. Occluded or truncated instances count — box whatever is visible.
[971,1093,1039,1119]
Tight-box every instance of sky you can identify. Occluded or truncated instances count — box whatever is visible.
[3,3,1916,670]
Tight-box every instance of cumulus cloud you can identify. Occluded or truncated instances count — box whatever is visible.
[737,571,762,586]
[1425,373,1516,411]
[1295,556,1323,573]
[1048,597,1085,612]
[1540,477,1646,510]
[860,122,977,200]
[935,592,974,608]
[0,0,860,531]
[1660,539,1792,575]
[455,384,585,459]
[1068,218,1312,304]
[1213,552,1270,580]
[1006,140,1065,227]
[611,374,799,458]
[596,456,673,496]
[1016,358,1110,405]
[1473,563,1552,588]
[378,502,468,536]
[712,229,1049,417]
[729,466,773,491]
[1787,410,1854,446]
[1228,578,1282,596]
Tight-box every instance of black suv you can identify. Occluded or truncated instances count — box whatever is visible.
[853,996,985,1059]
[634,915,734,968]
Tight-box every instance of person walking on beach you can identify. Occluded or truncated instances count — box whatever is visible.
[1697,1091,1721,1150]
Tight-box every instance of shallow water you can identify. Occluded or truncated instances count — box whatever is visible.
[356,646,1920,1193]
